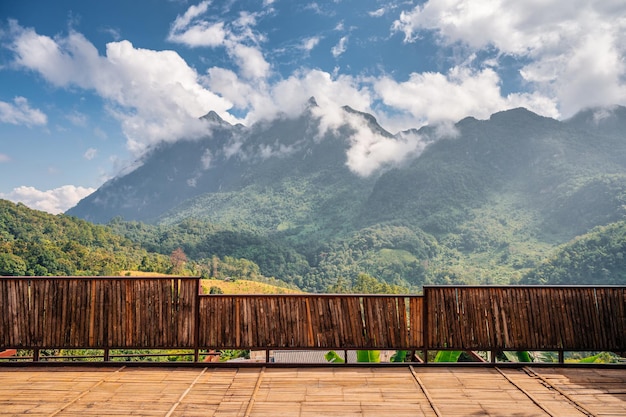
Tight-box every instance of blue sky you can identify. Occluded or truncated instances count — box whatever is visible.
[1,0,625,214]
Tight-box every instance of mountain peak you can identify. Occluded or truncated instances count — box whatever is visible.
[200,110,230,126]
[306,96,319,108]
[489,107,541,120]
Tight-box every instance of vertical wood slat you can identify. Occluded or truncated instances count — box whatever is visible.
[196,294,423,350]
[1,279,623,353]
[425,286,626,351]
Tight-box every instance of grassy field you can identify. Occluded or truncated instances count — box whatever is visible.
[120,271,302,294]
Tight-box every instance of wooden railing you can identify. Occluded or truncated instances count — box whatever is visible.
[426,286,625,352]
[198,294,423,349]
[0,277,198,349]
[0,277,624,362]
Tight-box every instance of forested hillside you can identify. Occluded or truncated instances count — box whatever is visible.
[522,221,626,285]
[0,199,307,291]
[0,199,171,276]
[64,104,626,290]
[2,197,626,290]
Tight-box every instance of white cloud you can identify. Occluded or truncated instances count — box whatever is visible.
[0,96,47,126]
[170,0,212,35]
[83,148,98,160]
[101,27,121,41]
[227,42,270,79]
[167,3,271,81]
[234,68,372,124]
[200,149,213,169]
[369,8,386,17]
[7,22,235,154]
[374,66,559,125]
[0,153,10,163]
[10,0,616,183]
[331,36,348,58]
[168,20,226,47]
[341,112,426,176]
[0,185,95,214]
[301,36,321,52]
[305,3,324,15]
[392,0,626,117]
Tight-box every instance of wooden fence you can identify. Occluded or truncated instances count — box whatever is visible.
[0,278,624,358]
[426,286,626,351]
[0,277,198,349]
[198,295,423,349]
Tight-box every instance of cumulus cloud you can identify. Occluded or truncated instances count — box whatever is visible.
[392,0,626,117]
[0,96,47,126]
[7,21,235,154]
[205,64,422,175]
[0,185,95,214]
[222,68,372,124]
[374,66,559,124]
[227,42,270,79]
[9,0,620,184]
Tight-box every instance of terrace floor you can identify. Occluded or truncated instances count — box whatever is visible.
[0,365,625,416]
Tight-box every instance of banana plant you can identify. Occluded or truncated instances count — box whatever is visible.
[324,350,381,363]
[502,351,533,362]
[433,350,463,362]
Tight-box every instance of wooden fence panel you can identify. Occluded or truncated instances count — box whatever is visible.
[105,278,197,348]
[2,279,623,354]
[0,279,32,348]
[198,295,423,349]
[425,286,626,351]
[0,277,198,349]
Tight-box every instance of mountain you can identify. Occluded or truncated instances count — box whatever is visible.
[521,220,626,285]
[0,199,169,276]
[68,101,379,240]
[67,103,626,289]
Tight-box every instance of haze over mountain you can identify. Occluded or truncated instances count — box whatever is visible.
[66,103,626,289]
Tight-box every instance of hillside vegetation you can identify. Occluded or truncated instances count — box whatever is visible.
[0,200,170,276]
[13,105,626,290]
[0,200,297,291]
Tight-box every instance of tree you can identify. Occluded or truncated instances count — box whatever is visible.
[170,248,187,275]
[0,253,27,276]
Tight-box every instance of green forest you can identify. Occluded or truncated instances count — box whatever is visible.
[2,198,625,292]
[5,107,626,291]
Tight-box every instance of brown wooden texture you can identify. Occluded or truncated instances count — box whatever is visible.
[198,295,423,349]
[0,277,197,349]
[1,366,625,416]
[2,278,625,353]
[425,286,626,351]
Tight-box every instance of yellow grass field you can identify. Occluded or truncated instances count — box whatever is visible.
[120,271,302,294]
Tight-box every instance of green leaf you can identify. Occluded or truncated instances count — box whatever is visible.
[324,350,345,363]
[390,350,408,362]
[356,350,380,363]
[433,350,462,362]
[502,351,533,362]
